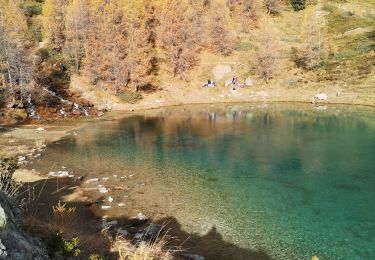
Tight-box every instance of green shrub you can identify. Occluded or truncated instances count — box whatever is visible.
[45,231,81,258]
[31,25,43,43]
[21,2,43,17]
[291,0,305,11]
[118,90,143,104]
[89,254,104,260]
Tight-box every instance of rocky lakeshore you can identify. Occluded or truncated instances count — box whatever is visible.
[0,120,210,260]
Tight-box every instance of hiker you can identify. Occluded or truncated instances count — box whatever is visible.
[202,80,216,87]
[232,76,238,85]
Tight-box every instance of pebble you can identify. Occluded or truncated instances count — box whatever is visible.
[117,203,125,207]
[36,127,45,132]
[49,171,70,178]
[108,196,114,203]
[86,178,99,184]
[101,205,111,210]
[99,188,109,193]
[113,175,118,178]
[102,177,109,181]
[132,212,148,221]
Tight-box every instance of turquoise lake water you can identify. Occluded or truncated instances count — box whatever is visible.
[30,104,375,259]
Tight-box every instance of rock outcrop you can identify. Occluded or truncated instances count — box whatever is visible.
[0,192,49,260]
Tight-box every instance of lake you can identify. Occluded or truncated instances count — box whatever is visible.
[28,103,375,259]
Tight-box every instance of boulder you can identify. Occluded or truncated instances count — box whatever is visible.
[212,65,232,81]
[314,93,328,101]
[245,77,253,87]
[0,192,49,259]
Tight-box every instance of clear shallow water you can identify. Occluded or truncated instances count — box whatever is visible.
[29,104,375,259]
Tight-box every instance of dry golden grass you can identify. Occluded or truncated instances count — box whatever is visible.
[112,231,179,260]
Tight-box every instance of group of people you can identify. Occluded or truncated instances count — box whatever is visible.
[231,76,245,88]
[202,75,245,89]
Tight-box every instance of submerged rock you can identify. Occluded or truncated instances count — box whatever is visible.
[116,228,129,237]
[144,223,162,238]
[181,254,206,260]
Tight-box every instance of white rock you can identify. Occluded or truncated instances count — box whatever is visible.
[99,188,109,193]
[117,203,125,207]
[49,171,70,178]
[245,77,253,87]
[102,177,109,181]
[36,127,45,132]
[108,196,114,203]
[314,93,328,100]
[101,205,111,210]
[86,178,99,184]
[132,212,148,221]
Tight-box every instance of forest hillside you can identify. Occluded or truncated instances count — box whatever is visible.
[1,0,375,121]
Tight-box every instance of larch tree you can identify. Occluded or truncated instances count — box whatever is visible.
[64,0,89,71]
[157,0,198,80]
[83,0,128,93]
[253,19,280,83]
[121,0,157,92]
[42,0,68,50]
[226,0,262,32]
[0,0,35,107]
[209,1,235,56]
[299,7,326,70]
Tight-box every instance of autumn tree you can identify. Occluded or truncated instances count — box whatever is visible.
[0,0,35,107]
[293,7,326,70]
[253,20,280,83]
[157,0,198,79]
[264,0,283,14]
[121,0,157,91]
[64,0,89,71]
[43,0,68,50]
[209,1,235,55]
[227,0,262,32]
[83,0,128,92]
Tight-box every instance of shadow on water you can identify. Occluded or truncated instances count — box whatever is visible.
[21,177,272,260]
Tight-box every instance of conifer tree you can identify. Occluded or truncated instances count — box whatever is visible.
[158,0,198,79]
[253,20,280,83]
[0,0,35,106]
[209,1,234,55]
[65,0,89,71]
[42,0,68,50]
